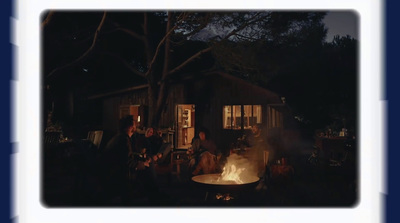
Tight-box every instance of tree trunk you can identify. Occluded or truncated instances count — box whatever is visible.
[150,12,173,128]
[153,82,170,127]
[147,83,158,127]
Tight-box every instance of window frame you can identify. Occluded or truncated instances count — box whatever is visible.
[223,104,262,130]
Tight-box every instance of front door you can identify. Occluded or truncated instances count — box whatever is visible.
[176,104,195,149]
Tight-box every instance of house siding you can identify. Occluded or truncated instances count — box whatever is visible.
[98,72,289,154]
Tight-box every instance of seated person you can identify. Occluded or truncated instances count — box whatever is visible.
[247,124,265,148]
[135,127,171,164]
[152,128,172,164]
[188,128,220,175]
[247,124,272,190]
[135,127,162,161]
[98,115,136,204]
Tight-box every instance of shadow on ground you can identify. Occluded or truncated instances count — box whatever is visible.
[42,142,358,208]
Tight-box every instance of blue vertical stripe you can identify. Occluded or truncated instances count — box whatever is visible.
[1,0,12,222]
[386,0,400,223]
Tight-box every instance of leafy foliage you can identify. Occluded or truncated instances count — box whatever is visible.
[42,11,356,133]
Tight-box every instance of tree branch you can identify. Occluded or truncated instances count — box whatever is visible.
[145,12,189,77]
[46,11,108,79]
[235,33,259,41]
[178,14,212,39]
[144,23,177,77]
[99,51,146,78]
[143,12,153,65]
[104,26,145,41]
[41,11,55,29]
[222,12,267,41]
[161,13,268,80]
[162,12,172,77]
[167,46,212,77]
[163,13,266,79]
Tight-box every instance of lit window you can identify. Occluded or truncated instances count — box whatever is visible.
[223,106,232,129]
[252,105,262,125]
[232,105,241,129]
[243,105,252,129]
[223,105,262,130]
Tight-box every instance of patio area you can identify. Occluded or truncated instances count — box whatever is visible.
[42,139,357,208]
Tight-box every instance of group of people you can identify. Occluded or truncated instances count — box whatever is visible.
[98,115,169,205]
[98,115,272,204]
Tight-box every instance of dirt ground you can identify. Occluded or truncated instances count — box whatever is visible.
[43,142,358,208]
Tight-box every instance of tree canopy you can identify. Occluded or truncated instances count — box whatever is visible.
[42,11,357,134]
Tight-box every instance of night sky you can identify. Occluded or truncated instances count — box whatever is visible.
[323,11,359,42]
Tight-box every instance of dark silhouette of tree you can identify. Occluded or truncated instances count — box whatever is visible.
[42,11,328,127]
[259,34,358,136]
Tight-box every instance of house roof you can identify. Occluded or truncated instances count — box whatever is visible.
[209,71,282,103]
[86,71,283,104]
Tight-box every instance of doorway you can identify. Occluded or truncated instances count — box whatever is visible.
[176,104,195,149]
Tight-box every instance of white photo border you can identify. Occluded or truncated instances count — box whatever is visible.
[13,0,384,223]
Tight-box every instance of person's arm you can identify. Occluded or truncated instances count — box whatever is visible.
[189,139,201,155]
[135,136,147,154]
[208,140,218,155]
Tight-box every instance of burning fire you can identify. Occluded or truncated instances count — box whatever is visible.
[191,153,259,186]
[219,164,245,184]
[216,193,234,200]
[216,153,257,184]
[190,153,258,185]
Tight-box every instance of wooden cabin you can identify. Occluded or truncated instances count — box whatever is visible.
[87,71,296,154]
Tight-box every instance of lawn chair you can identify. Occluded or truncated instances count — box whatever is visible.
[87,130,103,149]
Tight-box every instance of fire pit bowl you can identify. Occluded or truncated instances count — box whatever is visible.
[191,173,259,193]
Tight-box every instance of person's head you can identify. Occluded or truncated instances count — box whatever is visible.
[199,131,206,141]
[119,115,136,137]
[252,124,261,135]
[198,127,209,141]
[145,127,154,138]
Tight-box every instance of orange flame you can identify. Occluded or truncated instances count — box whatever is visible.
[219,164,245,184]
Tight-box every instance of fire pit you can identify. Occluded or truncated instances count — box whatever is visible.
[192,154,260,193]
[191,173,259,193]
[191,154,261,204]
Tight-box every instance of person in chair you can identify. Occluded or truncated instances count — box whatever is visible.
[188,128,220,175]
